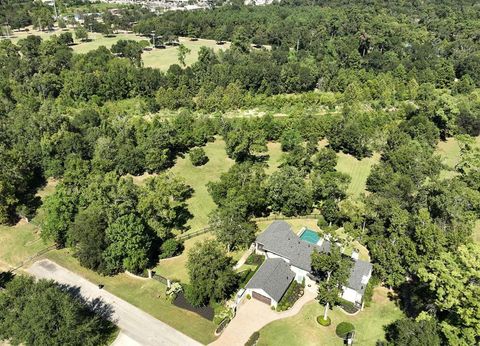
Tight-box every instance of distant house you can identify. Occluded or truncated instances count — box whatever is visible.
[244,221,372,308]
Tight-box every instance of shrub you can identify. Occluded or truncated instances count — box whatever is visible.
[245,253,264,265]
[363,276,380,307]
[159,239,184,259]
[276,280,304,311]
[189,147,208,166]
[245,331,260,346]
[336,322,355,337]
[246,294,251,299]
[339,298,360,314]
[317,316,331,326]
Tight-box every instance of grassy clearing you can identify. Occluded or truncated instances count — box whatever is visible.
[142,37,229,70]
[170,138,234,232]
[257,286,404,346]
[336,152,380,198]
[265,142,283,175]
[46,250,217,344]
[154,232,214,283]
[0,222,49,271]
[436,138,461,179]
[4,29,228,70]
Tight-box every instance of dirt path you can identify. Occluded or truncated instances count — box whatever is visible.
[27,259,202,346]
[210,287,317,346]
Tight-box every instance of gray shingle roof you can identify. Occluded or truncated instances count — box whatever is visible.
[347,260,372,295]
[246,258,295,302]
[256,221,330,271]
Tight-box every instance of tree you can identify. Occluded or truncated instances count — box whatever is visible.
[208,162,268,218]
[68,204,108,272]
[75,27,89,42]
[189,147,208,166]
[209,204,257,251]
[137,175,192,239]
[418,244,480,345]
[280,128,302,152]
[111,40,144,67]
[177,44,191,67]
[224,121,267,161]
[267,166,313,216]
[57,32,74,46]
[185,239,238,306]
[385,316,442,346]
[311,245,352,320]
[103,214,153,274]
[312,148,338,174]
[0,276,116,345]
[41,184,78,246]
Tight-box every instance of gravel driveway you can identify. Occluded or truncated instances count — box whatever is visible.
[27,259,202,346]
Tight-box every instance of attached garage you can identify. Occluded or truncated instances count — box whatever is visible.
[245,258,295,308]
[252,291,271,305]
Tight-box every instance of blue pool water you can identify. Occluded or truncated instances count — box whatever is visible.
[299,229,320,244]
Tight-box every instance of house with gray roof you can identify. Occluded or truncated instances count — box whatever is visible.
[245,221,372,307]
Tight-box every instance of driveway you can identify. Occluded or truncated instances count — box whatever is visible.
[210,287,317,346]
[27,259,202,346]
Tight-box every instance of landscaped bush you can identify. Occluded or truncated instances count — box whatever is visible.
[246,294,251,300]
[238,269,255,288]
[339,298,360,314]
[336,322,355,337]
[363,276,380,307]
[159,238,184,259]
[317,316,331,326]
[276,280,304,311]
[244,331,260,346]
[245,253,264,266]
[189,147,208,166]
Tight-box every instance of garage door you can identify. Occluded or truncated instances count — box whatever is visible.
[252,291,271,305]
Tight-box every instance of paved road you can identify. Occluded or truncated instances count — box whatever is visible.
[27,259,202,346]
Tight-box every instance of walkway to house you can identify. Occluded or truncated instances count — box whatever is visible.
[210,286,317,346]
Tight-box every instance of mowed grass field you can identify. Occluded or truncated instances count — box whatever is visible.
[4,28,228,70]
[336,152,380,198]
[257,287,404,346]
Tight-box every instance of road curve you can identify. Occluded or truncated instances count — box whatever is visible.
[27,259,202,346]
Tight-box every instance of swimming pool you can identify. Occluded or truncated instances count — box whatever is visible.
[299,229,320,244]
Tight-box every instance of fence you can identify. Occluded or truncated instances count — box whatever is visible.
[9,245,57,272]
[152,273,171,287]
[252,213,321,222]
[175,227,211,241]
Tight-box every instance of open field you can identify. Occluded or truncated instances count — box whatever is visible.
[4,29,228,70]
[257,286,404,346]
[46,250,217,345]
[336,152,380,198]
[0,222,49,271]
[170,138,234,232]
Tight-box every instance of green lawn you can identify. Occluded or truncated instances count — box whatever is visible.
[265,142,283,175]
[336,152,380,198]
[170,138,234,232]
[257,287,404,346]
[4,29,228,71]
[0,222,49,271]
[46,250,217,345]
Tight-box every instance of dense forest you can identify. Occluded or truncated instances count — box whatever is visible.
[1,0,480,344]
